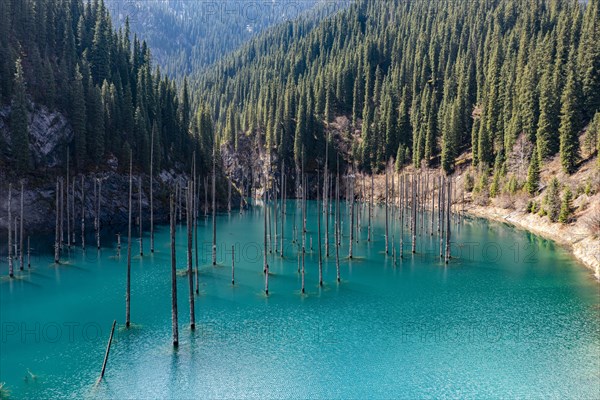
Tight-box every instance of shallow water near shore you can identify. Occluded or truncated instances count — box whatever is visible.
[1,200,599,399]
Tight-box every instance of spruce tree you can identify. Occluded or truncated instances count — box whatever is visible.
[559,60,583,174]
[10,57,31,172]
[526,149,540,196]
[558,188,573,224]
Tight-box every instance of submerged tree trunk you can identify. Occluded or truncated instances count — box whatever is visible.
[170,195,179,347]
[264,176,269,295]
[186,181,195,330]
[399,173,404,258]
[8,184,13,277]
[67,157,70,248]
[445,178,452,264]
[97,179,102,249]
[281,160,285,258]
[54,179,60,263]
[385,166,389,254]
[138,178,143,256]
[317,171,323,286]
[411,174,416,254]
[72,180,76,245]
[19,182,24,270]
[150,125,155,253]
[81,175,85,249]
[349,172,354,259]
[231,245,235,285]
[126,157,133,328]
[212,148,217,266]
[335,158,341,282]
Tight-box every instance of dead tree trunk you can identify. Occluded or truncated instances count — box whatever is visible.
[385,165,389,254]
[186,181,195,330]
[150,124,155,253]
[335,158,341,282]
[138,178,143,256]
[230,244,235,286]
[431,174,435,235]
[317,171,323,286]
[81,176,85,249]
[97,179,102,249]
[212,148,217,266]
[126,157,133,328]
[19,182,24,270]
[368,173,373,242]
[439,177,446,258]
[264,177,269,295]
[8,184,13,277]
[54,179,60,263]
[72,180,75,245]
[445,178,452,264]
[170,195,179,347]
[194,171,200,295]
[281,160,285,258]
[399,173,404,258]
[98,320,116,382]
[411,174,416,254]
[60,178,64,248]
[349,172,354,259]
[67,156,70,248]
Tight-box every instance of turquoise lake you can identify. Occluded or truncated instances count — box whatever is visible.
[1,200,599,399]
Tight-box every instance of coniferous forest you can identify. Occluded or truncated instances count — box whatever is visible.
[0,0,210,175]
[193,0,599,179]
[1,0,599,183]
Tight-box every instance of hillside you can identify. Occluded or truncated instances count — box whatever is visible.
[0,0,208,177]
[105,0,330,79]
[195,0,599,181]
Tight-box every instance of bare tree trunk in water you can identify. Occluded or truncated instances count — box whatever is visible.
[81,176,85,249]
[54,179,60,263]
[186,181,195,330]
[445,178,452,264]
[19,182,24,270]
[8,184,13,277]
[317,170,323,286]
[212,147,217,266]
[170,195,179,347]
[150,125,154,253]
[138,178,143,256]
[126,156,133,328]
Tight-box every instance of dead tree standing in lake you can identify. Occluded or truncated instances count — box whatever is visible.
[19,182,24,270]
[150,123,155,253]
[54,179,60,263]
[97,179,102,249]
[8,184,13,277]
[126,157,133,328]
[445,178,452,264]
[317,171,323,286]
[212,147,217,266]
[264,175,269,295]
[81,175,85,249]
[186,181,195,330]
[170,195,179,347]
[138,178,143,256]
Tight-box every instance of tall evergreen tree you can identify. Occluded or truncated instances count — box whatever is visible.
[10,57,31,172]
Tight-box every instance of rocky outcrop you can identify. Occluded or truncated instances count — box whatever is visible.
[0,104,72,169]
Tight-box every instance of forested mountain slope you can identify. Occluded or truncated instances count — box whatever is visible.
[105,0,330,79]
[197,0,600,180]
[0,0,209,176]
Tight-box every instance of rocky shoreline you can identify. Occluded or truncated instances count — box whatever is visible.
[466,204,600,281]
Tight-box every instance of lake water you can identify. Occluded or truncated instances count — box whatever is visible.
[1,200,599,399]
